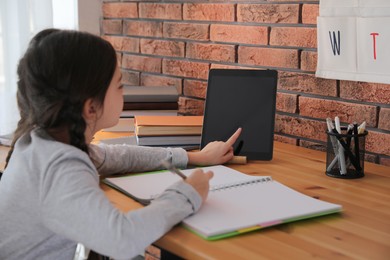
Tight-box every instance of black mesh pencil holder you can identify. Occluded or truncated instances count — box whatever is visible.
[326,127,368,179]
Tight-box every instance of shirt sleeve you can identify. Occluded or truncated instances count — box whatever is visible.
[39,152,201,259]
[88,144,188,176]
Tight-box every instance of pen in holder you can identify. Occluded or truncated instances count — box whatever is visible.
[326,126,368,179]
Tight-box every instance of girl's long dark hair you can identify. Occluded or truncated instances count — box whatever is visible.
[5,29,117,168]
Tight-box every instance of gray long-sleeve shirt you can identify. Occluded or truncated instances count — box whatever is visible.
[0,129,202,259]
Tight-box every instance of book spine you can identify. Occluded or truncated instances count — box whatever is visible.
[123,102,178,110]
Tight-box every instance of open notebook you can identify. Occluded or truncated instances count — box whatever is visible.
[103,165,342,240]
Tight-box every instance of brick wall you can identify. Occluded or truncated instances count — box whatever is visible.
[101,0,390,166]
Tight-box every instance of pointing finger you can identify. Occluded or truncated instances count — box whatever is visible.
[226,128,242,147]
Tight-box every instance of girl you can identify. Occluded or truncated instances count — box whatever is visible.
[0,29,241,259]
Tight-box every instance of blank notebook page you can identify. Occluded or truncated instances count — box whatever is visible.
[183,180,341,237]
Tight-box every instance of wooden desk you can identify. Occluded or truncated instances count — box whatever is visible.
[1,134,389,259]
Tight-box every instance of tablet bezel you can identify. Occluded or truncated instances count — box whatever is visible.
[200,69,278,160]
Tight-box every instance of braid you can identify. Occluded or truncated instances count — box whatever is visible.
[66,103,89,154]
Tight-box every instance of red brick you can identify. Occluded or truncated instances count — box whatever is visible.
[178,97,205,115]
[378,108,390,131]
[340,81,390,104]
[301,51,317,72]
[139,3,181,20]
[124,21,163,37]
[238,46,298,69]
[275,114,328,142]
[299,140,326,152]
[104,36,139,53]
[140,39,184,57]
[276,93,298,113]
[379,157,390,166]
[102,3,137,18]
[366,131,390,155]
[210,64,250,70]
[186,43,235,63]
[274,135,298,145]
[237,4,299,23]
[116,52,122,67]
[183,3,235,22]
[299,97,377,127]
[163,23,209,41]
[140,74,182,93]
[278,72,337,96]
[103,36,123,51]
[122,54,161,73]
[163,59,209,80]
[364,153,378,164]
[270,27,317,48]
[183,80,207,99]
[121,70,139,86]
[102,20,122,34]
[210,24,268,45]
[122,37,139,53]
[302,4,319,24]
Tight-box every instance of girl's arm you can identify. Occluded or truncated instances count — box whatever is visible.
[90,128,241,175]
[89,144,188,176]
[40,154,202,259]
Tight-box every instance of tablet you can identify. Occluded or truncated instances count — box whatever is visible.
[201,69,278,160]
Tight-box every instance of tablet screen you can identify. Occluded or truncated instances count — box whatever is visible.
[201,69,277,160]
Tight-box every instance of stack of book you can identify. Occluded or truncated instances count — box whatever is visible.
[104,86,179,132]
[122,85,179,111]
[134,115,203,150]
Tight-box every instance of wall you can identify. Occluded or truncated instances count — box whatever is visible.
[101,0,390,166]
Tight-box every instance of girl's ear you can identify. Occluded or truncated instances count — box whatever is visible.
[82,98,98,122]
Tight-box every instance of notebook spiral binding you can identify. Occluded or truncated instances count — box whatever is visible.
[210,176,272,192]
[149,176,273,199]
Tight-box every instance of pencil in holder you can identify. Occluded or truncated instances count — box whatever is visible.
[325,126,368,179]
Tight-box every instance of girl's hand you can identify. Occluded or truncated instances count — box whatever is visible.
[185,169,214,202]
[187,128,241,166]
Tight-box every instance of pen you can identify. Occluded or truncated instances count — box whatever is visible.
[334,116,347,175]
[331,128,361,171]
[358,121,366,134]
[346,123,354,155]
[326,155,339,172]
[345,124,354,168]
[345,124,354,165]
[326,118,339,172]
[334,116,341,134]
[353,123,361,171]
[160,160,187,180]
[326,117,335,134]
